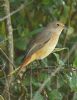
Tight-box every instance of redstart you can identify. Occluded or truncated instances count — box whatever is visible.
[18,21,65,74]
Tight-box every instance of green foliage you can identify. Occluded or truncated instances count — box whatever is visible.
[68,72,77,91]
[73,56,77,67]
[33,92,44,100]
[0,0,77,99]
[48,89,62,100]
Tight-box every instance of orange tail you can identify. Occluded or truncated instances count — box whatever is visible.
[18,53,36,74]
[20,56,32,68]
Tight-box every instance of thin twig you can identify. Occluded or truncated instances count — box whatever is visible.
[3,0,14,99]
[64,43,77,62]
[33,66,62,99]
[0,48,16,68]
[0,1,33,22]
[30,66,33,100]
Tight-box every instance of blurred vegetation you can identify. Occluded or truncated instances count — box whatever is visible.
[0,0,77,100]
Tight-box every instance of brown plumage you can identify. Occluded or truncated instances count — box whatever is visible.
[18,21,65,74]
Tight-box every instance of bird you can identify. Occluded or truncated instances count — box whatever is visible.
[18,21,65,75]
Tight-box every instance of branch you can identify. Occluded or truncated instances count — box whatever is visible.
[2,0,14,99]
[4,0,14,74]
[0,48,16,69]
[33,66,62,99]
[0,1,33,22]
[0,4,24,22]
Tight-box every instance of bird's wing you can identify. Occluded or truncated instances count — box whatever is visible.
[24,27,52,58]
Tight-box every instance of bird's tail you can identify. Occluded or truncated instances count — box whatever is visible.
[8,53,36,77]
[18,53,36,76]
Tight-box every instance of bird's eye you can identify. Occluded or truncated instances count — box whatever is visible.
[57,23,59,26]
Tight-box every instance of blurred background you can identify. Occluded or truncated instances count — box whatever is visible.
[0,0,77,100]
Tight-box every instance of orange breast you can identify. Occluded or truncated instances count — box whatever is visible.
[35,33,60,59]
[19,33,60,69]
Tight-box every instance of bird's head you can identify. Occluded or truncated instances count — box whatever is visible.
[48,21,65,35]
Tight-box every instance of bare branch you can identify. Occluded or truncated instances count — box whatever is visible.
[0,1,33,22]
[33,66,62,99]
[0,48,16,68]
[0,4,24,22]
[3,0,14,99]
[4,0,14,73]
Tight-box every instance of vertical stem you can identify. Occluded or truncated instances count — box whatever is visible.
[3,0,14,99]
[30,66,33,100]
[4,0,14,73]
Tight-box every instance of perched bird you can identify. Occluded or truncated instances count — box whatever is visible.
[18,21,65,74]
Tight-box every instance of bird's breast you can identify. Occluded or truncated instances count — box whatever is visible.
[36,33,60,59]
